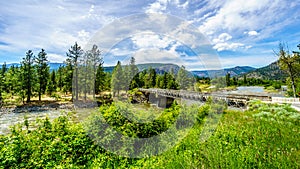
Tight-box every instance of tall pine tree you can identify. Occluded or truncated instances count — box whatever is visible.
[111,61,123,97]
[21,50,35,103]
[35,49,49,101]
[66,42,83,101]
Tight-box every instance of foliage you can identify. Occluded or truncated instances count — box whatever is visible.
[111,61,123,97]
[35,49,50,101]
[277,43,300,97]
[66,42,84,101]
[21,50,37,103]
[0,100,299,168]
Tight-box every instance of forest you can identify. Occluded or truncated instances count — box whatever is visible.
[1,42,299,108]
[0,42,299,168]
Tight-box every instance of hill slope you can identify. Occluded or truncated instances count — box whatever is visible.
[243,61,288,80]
[192,66,256,78]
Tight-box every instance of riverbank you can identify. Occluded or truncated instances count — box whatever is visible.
[0,101,74,116]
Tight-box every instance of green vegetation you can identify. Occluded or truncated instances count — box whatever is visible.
[0,42,110,106]
[277,43,300,97]
[0,101,299,168]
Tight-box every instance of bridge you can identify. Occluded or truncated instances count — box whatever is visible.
[138,88,272,108]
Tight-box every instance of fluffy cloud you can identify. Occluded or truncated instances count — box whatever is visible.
[213,42,245,52]
[245,30,260,36]
[212,33,232,43]
[47,53,66,63]
[212,33,247,51]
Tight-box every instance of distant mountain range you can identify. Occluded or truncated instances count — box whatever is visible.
[1,63,65,71]
[100,63,181,74]
[0,61,288,80]
[191,66,256,78]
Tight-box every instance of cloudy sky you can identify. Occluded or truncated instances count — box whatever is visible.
[0,0,300,70]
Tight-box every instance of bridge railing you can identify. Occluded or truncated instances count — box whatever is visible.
[138,88,271,101]
[272,97,300,104]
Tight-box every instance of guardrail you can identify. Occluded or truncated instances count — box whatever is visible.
[272,97,300,104]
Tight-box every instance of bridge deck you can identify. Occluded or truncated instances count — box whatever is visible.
[139,88,272,104]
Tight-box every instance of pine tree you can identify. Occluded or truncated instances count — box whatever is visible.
[35,49,49,101]
[127,57,139,90]
[21,50,35,103]
[176,65,190,90]
[95,63,106,95]
[87,45,103,98]
[5,65,18,96]
[57,65,64,91]
[243,74,247,85]
[111,61,123,96]
[66,42,83,101]
[0,64,4,106]
[225,73,231,86]
[47,70,56,95]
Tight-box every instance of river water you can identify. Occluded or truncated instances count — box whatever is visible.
[0,108,96,135]
[227,86,284,97]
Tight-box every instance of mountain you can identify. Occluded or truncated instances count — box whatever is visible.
[0,63,66,71]
[0,62,180,74]
[137,63,180,74]
[243,61,288,80]
[103,63,180,74]
[192,66,256,78]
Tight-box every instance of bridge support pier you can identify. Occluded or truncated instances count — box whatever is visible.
[148,93,174,108]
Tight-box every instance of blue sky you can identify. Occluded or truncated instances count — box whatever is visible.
[0,0,300,70]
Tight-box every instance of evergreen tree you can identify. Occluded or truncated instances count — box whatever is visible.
[57,65,64,91]
[66,42,83,101]
[243,74,247,85]
[225,73,231,86]
[35,49,49,101]
[111,61,123,96]
[47,70,56,95]
[176,65,190,90]
[87,45,103,98]
[144,67,156,88]
[233,77,238,86]
[5,65,18,96]
[21,50,35,103]
[0,65,3,106]
[127,57,139,90]
[95,63,106,95]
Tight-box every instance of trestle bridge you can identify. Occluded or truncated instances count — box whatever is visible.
[138,88,272,108]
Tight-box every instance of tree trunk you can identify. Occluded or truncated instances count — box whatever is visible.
[288,65,297,98]
[39,86,41,101]
[75,67,79,101]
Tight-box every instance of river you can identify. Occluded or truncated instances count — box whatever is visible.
[0,107,97,135]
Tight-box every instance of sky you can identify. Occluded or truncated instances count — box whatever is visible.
[0,0,300,70]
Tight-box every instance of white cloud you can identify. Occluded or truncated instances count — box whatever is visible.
[145,0,168,13]
[133,48,181,64]
[246,30,259,36]
[47,53,66,63]
[212,33,232,43]
[211,33,246,51]
[131,33,175,49]
[213,42,245,52]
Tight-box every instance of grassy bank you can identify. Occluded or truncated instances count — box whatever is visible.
[0,101,299,168]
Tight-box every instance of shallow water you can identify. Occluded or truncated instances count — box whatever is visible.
[0,108,97,135]
[228,86,284,97]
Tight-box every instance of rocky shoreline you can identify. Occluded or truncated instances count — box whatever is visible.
[0,102,75,116]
